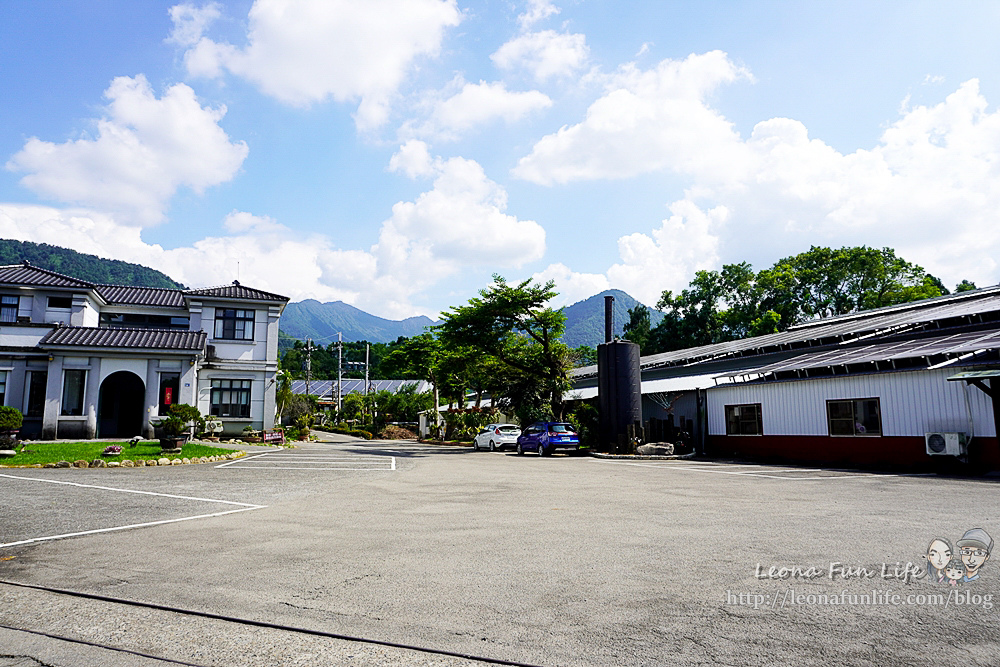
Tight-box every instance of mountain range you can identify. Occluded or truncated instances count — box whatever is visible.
[1,238,663,347]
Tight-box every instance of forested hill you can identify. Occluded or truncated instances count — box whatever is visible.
[280,299,436,343]
[0,239,184,288]
[560,290,664,348]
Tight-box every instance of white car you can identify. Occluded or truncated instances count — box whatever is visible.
[473,423,521,451]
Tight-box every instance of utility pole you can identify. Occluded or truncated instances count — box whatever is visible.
[337,332,343,414]
[305,339,312,397]
[364,343,370,395]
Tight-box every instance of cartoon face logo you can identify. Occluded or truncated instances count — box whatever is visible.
[957,528,993,582]
[925,537,953,575]
[944,558,965,585]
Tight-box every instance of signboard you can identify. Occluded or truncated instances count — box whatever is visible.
[264,430,285,444]
[164,387,173,405]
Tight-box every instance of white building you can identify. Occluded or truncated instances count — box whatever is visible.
[0,261,288,439]
[571,287,1000,469]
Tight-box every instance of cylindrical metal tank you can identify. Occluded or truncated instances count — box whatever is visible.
[597,340,642,452]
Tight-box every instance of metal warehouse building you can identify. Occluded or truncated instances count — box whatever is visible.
[570,286,1000,469]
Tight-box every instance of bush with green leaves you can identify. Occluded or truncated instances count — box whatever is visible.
[0,406,23,431]
[155,403,205,437]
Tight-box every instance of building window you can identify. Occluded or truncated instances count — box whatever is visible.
[725,404,763,435]
[26,371,47,417]
[0,295,18,323]
[827,398,882,436]
[159,372,180,416]
[61,369,86,416]
[0,371,7,406]
[211,379,252,418]
[214,308,254,340]
[48,296,72,309]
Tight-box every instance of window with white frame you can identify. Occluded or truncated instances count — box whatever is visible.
[214,308,254,340]
[0,295,18,323]
[61,369,86,416]
[0,371,7,406]
[827,398,882,436]
[210,379,252,418]
[725,403,763,435]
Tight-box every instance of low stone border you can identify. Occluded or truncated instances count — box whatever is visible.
[5,451,247,469]
[589,451,698,461]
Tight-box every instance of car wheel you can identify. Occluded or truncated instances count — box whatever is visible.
[473,440,479,451]
[517,442,524,455]
[489,440,496,452]
[538,444,547,457]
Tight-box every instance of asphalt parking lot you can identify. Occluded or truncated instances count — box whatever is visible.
[2,434,1000,666]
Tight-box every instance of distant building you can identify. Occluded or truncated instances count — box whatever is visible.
[291,379,431,403]
[0,261,288,439]
[571,286,1000,469]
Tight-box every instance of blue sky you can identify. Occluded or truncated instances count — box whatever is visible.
[3,1,1000,318]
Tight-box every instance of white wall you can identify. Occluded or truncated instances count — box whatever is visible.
[707,368,996,438]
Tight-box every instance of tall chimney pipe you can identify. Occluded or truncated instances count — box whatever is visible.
[604,295,614,343]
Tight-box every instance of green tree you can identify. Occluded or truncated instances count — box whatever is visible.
[645,246,945,355]
[622,305,651,352]
[438,275,572,420]
[956,279,977,293]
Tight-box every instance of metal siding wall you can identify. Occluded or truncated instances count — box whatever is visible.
[707,369,997,438]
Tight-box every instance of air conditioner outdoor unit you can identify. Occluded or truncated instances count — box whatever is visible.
[925,432,966,456]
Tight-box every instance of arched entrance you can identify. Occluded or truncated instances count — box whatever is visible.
[98,371,145,438]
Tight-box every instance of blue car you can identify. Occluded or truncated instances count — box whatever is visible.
[516,421,583,456]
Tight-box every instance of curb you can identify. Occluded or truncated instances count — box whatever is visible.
[1,451,247,470]
[588,452,697,461]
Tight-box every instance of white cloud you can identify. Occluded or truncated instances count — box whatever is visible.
[512,50,751,185]
[491,30,589,82]
[388,140,435,179]
[521,63,1000,299]
[605,201,725,306]
[177,0,463,129]
[518,0,560,30]
[405,80,552,140]
[6,75,247,226]
[167,2,221,46]
[531,263,609,308]
[0,148,546,319]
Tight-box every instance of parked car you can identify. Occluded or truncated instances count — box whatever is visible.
[473,423,521,451]
[516,421,583,456]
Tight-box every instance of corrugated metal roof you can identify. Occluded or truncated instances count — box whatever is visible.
[40,326,207,351]
[95,285,186,308]
[721,329,1000,378]
[572,286,1000,379]
[0,262,93,288]
[291,379,429,397]
[186,281,289,302]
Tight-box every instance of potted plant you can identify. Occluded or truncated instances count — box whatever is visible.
[153,404,204,453]
[295,414,312,441]
[242,425,262,443]
[0,406,23,457]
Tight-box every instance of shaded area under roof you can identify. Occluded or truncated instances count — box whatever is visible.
[40,327,207,351]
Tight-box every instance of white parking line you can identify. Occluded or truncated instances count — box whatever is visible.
[0,473,266,549]
[215,452,396,471]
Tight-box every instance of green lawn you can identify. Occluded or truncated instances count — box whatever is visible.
[1,441,237,466]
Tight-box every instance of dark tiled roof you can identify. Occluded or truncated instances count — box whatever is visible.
[40,327,207,351]
[185,281,289,302]
[0,262,93,288]
[95,285,186,308]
